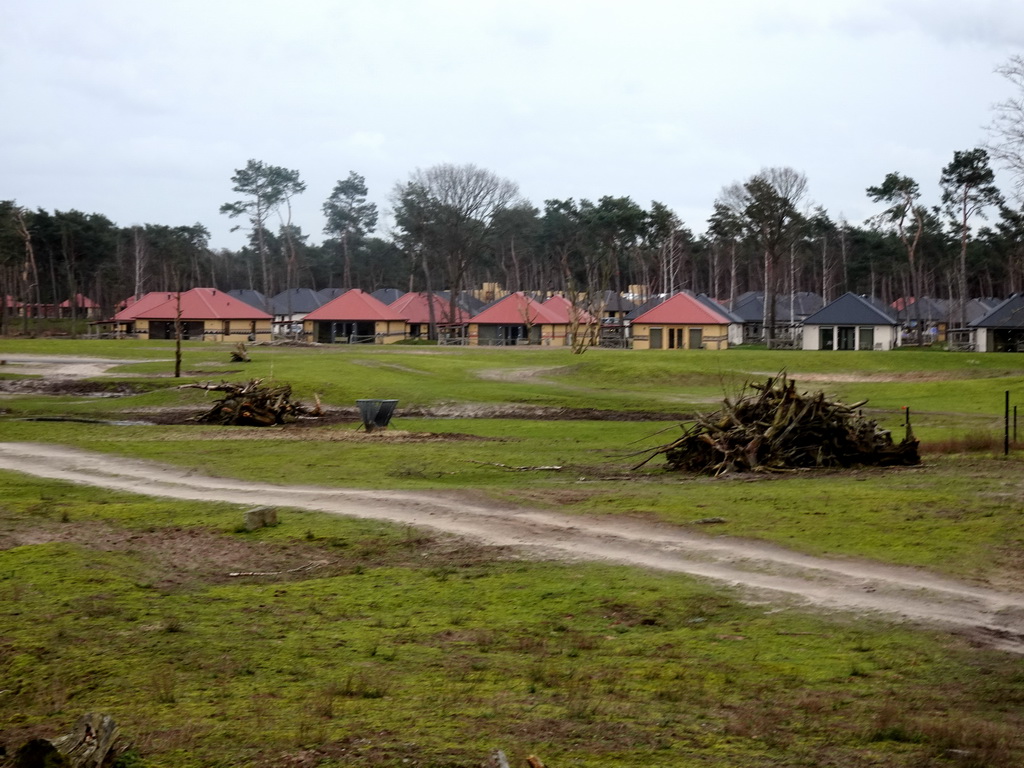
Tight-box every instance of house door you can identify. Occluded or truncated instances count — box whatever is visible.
[838,327,856,350]
[818,327,834,350]
[858,327,875,350]
[649,328,662,349]
[499,325,528,345]
[994,329,1024,352]
[688,328,703,349]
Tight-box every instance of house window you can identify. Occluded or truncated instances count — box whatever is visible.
[819,327,834,350]
[858,327,874,350]
[688,328,703,349]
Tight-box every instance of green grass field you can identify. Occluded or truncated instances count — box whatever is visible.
[2,339,1024,767]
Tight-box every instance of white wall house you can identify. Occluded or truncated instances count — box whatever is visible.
[970,294,1024,352]
[801,293,900,351]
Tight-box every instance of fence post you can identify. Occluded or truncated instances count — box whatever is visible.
[1005,391,1011,456]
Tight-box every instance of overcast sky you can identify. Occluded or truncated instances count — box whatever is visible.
[3,0,1021,251]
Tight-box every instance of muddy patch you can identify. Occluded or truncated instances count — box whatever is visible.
[116,403,693,427]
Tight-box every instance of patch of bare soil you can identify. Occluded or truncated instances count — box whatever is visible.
[766,371,973,384]
[398,403,692,421]
[0,514,509,592]
[1,354,690,421]
[2,442,1024,653]
[0,378,146,397]
[0,355,135,379]
[150,423,492,443]
[477,365,570,382]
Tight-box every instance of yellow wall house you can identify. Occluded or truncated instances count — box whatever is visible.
[630,292,731,350]
[302,289,408,344]
[467,292,573,346]
[118,288,273,341]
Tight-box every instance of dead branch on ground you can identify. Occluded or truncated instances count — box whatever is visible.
[179,379,323,426]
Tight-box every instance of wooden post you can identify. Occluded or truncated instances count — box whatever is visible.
[1005,391,1010,456]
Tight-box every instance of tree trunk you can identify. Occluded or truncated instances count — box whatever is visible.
[729,240,737,308]
[133,227,146,299]
[763,248,776,347]
[174,290,183,378]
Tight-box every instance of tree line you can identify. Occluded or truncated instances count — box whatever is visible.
[4,56,1024,332]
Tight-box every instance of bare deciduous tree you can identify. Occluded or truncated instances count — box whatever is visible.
[392,163,522,333]
[988,55,1024,202]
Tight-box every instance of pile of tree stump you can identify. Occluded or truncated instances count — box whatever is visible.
[637,375,919,475]
[182,379,322,426]
[230,342,251,362]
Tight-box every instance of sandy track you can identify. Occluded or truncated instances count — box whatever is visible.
[3,441,1024,652]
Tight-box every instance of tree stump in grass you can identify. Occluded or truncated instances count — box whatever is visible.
[50,713,121,768]
[231,342,250,362]
[244,506,279,531]
[15,713,122,768]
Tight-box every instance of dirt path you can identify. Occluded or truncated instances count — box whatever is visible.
[0,354,144,379]
[3,442,1024,652]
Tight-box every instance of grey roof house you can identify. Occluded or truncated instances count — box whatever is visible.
[227,289,272,313]
[801,293,900,351]
[969,294,1024,352]
[731,291,823,345]
[269,288,330,338]
[371,288,406,305]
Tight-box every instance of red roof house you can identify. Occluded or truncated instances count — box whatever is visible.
[116,288,272,341]
[303,288,408,344]
[630,292,733,350]
[390,292,469,340]
[543,295,599,323]
[468,292,576,346]
[59,294,100,319]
